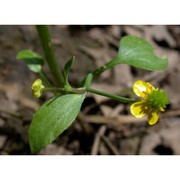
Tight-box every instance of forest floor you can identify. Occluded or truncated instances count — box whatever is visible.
[0,25,180,155]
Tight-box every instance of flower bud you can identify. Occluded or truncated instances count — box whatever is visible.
[31,79,45,98]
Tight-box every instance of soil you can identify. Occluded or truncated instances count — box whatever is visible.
[0,25,180,155]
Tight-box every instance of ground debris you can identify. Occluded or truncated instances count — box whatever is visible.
[0,25,179,155]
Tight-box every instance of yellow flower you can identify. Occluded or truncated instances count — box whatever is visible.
[130,80,169,125]
[31,79,45,98]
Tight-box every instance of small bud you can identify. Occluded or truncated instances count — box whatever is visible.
[31,79,45,98]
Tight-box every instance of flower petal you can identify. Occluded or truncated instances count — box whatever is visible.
[130,101,149,118]
[148,110,159,125]
[133,80,155,98]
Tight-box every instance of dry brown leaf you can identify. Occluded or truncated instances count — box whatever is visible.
[140,118,180,155]
[38,144,73,155]
[120,137,140,155]
[0,82,39,111]
[78,45,112,79]
[113,64,133,87]
[123,26,145,37]
[146,26,176,47]
[0,136,7,148]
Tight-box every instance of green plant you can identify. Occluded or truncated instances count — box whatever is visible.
[16,25,169,154]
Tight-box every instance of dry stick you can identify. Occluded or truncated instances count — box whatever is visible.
[80,113,146,125]
[161,109,180,118]
[91,125,107,155]
[0,109,22,118]
[81,109,180,126]
[77,115,92,135]
[101,135,119,155]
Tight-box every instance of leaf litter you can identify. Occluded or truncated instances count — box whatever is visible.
[0,25,180,155]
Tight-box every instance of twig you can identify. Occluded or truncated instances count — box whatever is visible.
[91,125,106,155]
[0,109,22,118]
[101,135,119,155]
[80,113,146,125]
[80,109,180,126]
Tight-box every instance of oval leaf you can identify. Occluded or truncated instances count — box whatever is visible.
[118,35,168,71]
[29,93,85,154]
[16,50,44,73]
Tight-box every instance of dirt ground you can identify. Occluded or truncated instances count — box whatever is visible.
[0,25,180,155]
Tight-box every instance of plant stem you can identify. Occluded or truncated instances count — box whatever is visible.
[80,56,122,86]
[43,85,136,104]
[36,25,64,87]
[86,87,137,103]
[39,71,57,96]
[92,56,121,78]
[39,71,52,88]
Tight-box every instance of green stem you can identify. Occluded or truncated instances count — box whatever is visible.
[86,87,137,103]
[92,56,121,78]
[43,86,136,104]
[36,25,64,87]
[39,71,52,88]
[80,56,122,86]
[39,71,57,96]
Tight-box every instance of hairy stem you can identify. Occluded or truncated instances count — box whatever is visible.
[36,25,64,87]
[91,56,122,78]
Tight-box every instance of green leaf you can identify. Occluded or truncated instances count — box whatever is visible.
[63,56,75,85]
[117,35,168,71]
[16,50,44,73]
[28,93,85,154]
[84,73,93,88]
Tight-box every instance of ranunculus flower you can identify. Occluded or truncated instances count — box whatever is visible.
[130,80,169,125]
